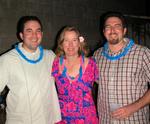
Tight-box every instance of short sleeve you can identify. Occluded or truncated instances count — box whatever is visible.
[51,57,59,78]
[143,48,150,82]
[93,58,99,83]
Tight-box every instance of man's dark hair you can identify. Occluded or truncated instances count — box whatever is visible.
[16,16,43,41]
[102,11,127,29]
[99,11,127,45]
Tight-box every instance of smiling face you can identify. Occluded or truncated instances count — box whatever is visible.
[103,17,127,45]
[19,20,43,53]
[62,31,80,57]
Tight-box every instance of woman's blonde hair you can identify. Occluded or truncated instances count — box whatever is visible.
[55,26,89,57]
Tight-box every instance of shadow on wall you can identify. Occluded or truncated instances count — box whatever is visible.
[52,25,67,53]
[0,42,20,56]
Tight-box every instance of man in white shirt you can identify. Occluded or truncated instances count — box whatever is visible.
[0,16,61,124]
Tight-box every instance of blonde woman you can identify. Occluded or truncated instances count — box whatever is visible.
[52,26,99,124]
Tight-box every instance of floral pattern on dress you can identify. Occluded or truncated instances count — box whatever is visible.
[52,57,99,124]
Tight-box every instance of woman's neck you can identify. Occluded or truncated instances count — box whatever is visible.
[65,55,80,65]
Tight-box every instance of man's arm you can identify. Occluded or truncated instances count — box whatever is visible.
[112,89,150,119]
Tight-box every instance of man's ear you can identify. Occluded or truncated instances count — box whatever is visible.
[123,28,127,35]
[19,32,23,40]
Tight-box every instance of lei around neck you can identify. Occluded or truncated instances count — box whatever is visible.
[15,44,44,64]
[60,55,84,82]
[102,39,134,61]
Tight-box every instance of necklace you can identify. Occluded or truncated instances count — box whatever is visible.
[102,39,134,61]
[15,44,44,64]
[60,55,84,82]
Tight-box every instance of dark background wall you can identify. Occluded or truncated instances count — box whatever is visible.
[0,0,149,54]
[0,1,149,123]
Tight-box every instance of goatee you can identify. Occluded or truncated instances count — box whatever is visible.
[109,39,120,45]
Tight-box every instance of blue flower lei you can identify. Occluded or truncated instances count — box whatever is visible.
[102,39,134,61]
[15,45,44,64]
[60,54,83,81]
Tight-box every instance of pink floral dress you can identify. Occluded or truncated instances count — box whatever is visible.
[52,56,99,124]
